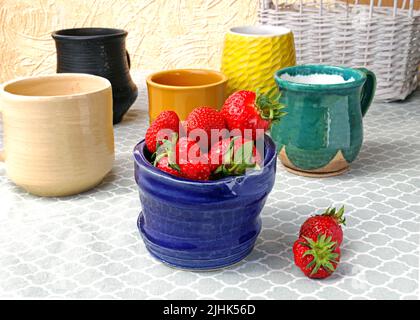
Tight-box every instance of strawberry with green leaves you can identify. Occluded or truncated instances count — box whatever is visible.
[221,88,286,139]
[293,234,341,279]
[154,136,211,181]
[153,135,180,176]
[145,111,180,153]
[155,156,182,177]
[299,206,346,246]
[209,137,262,176]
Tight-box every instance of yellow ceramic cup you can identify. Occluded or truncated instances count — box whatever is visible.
[146,69,228,122]
[0,73,115,197]
[221,25,296,96]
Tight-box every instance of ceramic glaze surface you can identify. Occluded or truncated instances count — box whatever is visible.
[52,28,138,124]
[221,25,296,96]
[146,69,227,122]
[0,73,114,197]
[272,65,376,177]
[133,135,277,270]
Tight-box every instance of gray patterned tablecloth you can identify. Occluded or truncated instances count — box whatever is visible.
[0,75,419,300]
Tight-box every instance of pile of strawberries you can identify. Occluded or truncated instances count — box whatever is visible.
[293,206,346,279]
[145,89,286,181]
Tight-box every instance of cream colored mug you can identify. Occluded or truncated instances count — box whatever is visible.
[0,73,115,197]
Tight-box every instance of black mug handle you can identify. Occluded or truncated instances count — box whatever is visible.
[126,51,131,69]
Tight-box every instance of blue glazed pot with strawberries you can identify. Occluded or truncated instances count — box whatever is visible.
[133,135,277,270]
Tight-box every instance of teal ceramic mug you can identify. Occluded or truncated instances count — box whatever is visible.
[271,65,376,177]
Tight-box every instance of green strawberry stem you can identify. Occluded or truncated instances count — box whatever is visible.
[301,234,339,276]
[153,133,179,170]
[256,87,287,122]
[214,138,259,177]
[169,163,180,171]
[322,206,346,226]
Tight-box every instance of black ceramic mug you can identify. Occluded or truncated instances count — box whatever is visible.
[52,28,138,124]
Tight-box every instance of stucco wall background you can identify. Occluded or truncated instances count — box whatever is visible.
[0,0,258,83]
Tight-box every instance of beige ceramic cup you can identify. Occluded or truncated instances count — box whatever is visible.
[0,73,115,197]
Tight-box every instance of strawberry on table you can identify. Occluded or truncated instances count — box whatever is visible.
[293,234,341,279]
[221,89,286,139]
[299,206,346,246]
[145,110,180,153]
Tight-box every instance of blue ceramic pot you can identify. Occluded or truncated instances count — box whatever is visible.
[133,135,277,270]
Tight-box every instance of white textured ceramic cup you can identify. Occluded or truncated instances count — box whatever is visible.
[0,73,115,197]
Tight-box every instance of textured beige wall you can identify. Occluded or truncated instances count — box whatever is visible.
[0,0,258,83]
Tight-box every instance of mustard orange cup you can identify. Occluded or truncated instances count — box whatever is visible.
[146,69,228,122]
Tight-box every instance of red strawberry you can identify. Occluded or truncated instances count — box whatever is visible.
[209,137,262,175]
[299,207,346,246]
[154,137,210,181]
[185,107,226,148]
[145,111,180,153]
[208,138,233,172]
[221,89,286,139]
[179,161,211,181]
[155,156,182,177]
[293,234,341,279]
[175,137,211,181]
[175,137,204,163]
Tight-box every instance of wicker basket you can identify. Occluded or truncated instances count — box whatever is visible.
[259,0,420,101]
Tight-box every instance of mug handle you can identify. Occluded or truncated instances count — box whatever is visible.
[355,67,376,117]
[126,51,131,69]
